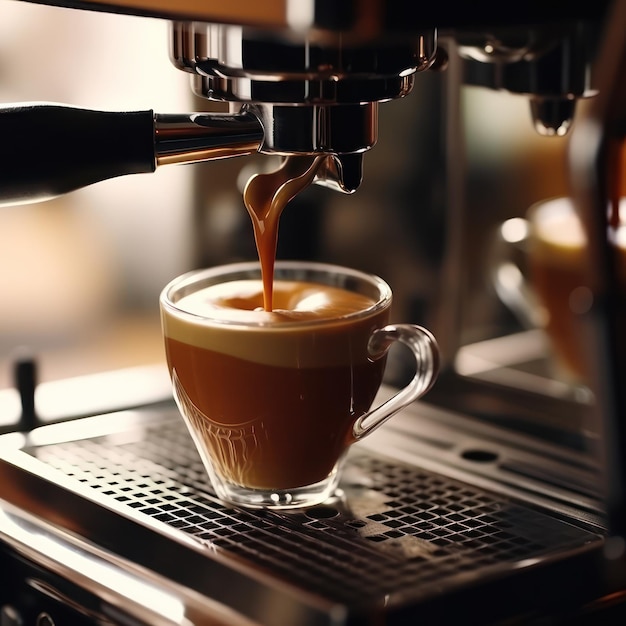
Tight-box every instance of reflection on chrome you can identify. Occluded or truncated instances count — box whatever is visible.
[0,506,188,625]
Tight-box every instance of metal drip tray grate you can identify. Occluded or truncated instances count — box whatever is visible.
[20,406,603,619]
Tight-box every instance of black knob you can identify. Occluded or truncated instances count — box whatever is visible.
[13,352,38,432]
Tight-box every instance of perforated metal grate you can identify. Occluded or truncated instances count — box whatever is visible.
[29,415,600,606]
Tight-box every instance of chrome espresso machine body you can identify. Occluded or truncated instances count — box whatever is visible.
[1,1,626,624]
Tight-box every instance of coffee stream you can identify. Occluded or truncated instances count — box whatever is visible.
[243,156,327,311]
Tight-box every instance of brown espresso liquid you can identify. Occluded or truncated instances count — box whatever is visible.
[243,156,325,310]
[163,280,388,489]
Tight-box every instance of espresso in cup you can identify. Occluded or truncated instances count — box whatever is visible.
[162,157,438,509]
[161,261,439,509]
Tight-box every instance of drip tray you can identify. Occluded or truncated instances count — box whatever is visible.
[0,403,609,625]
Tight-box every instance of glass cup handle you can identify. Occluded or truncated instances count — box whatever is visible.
[353,324,439,440]
[491,217,546,329]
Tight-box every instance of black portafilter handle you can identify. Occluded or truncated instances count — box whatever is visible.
[0,103,264,206]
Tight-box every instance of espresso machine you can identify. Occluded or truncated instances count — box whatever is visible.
[1,0,626,624]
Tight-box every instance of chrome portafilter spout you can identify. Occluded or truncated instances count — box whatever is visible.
[243,102,377,194]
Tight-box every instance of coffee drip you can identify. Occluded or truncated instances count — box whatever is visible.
[243,156,328,311]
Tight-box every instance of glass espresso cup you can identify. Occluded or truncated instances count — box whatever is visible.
[493,196,626,386]
[160,261,439,509]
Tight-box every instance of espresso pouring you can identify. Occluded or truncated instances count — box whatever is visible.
[162,156,390,491]
[242,155,327,311]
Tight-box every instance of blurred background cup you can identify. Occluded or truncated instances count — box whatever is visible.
[492,196,626,388]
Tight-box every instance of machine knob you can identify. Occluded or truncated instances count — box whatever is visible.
[14,352,38,432]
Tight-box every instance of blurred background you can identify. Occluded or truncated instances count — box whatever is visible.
[0,0,193,387]
[0,0,575,391]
